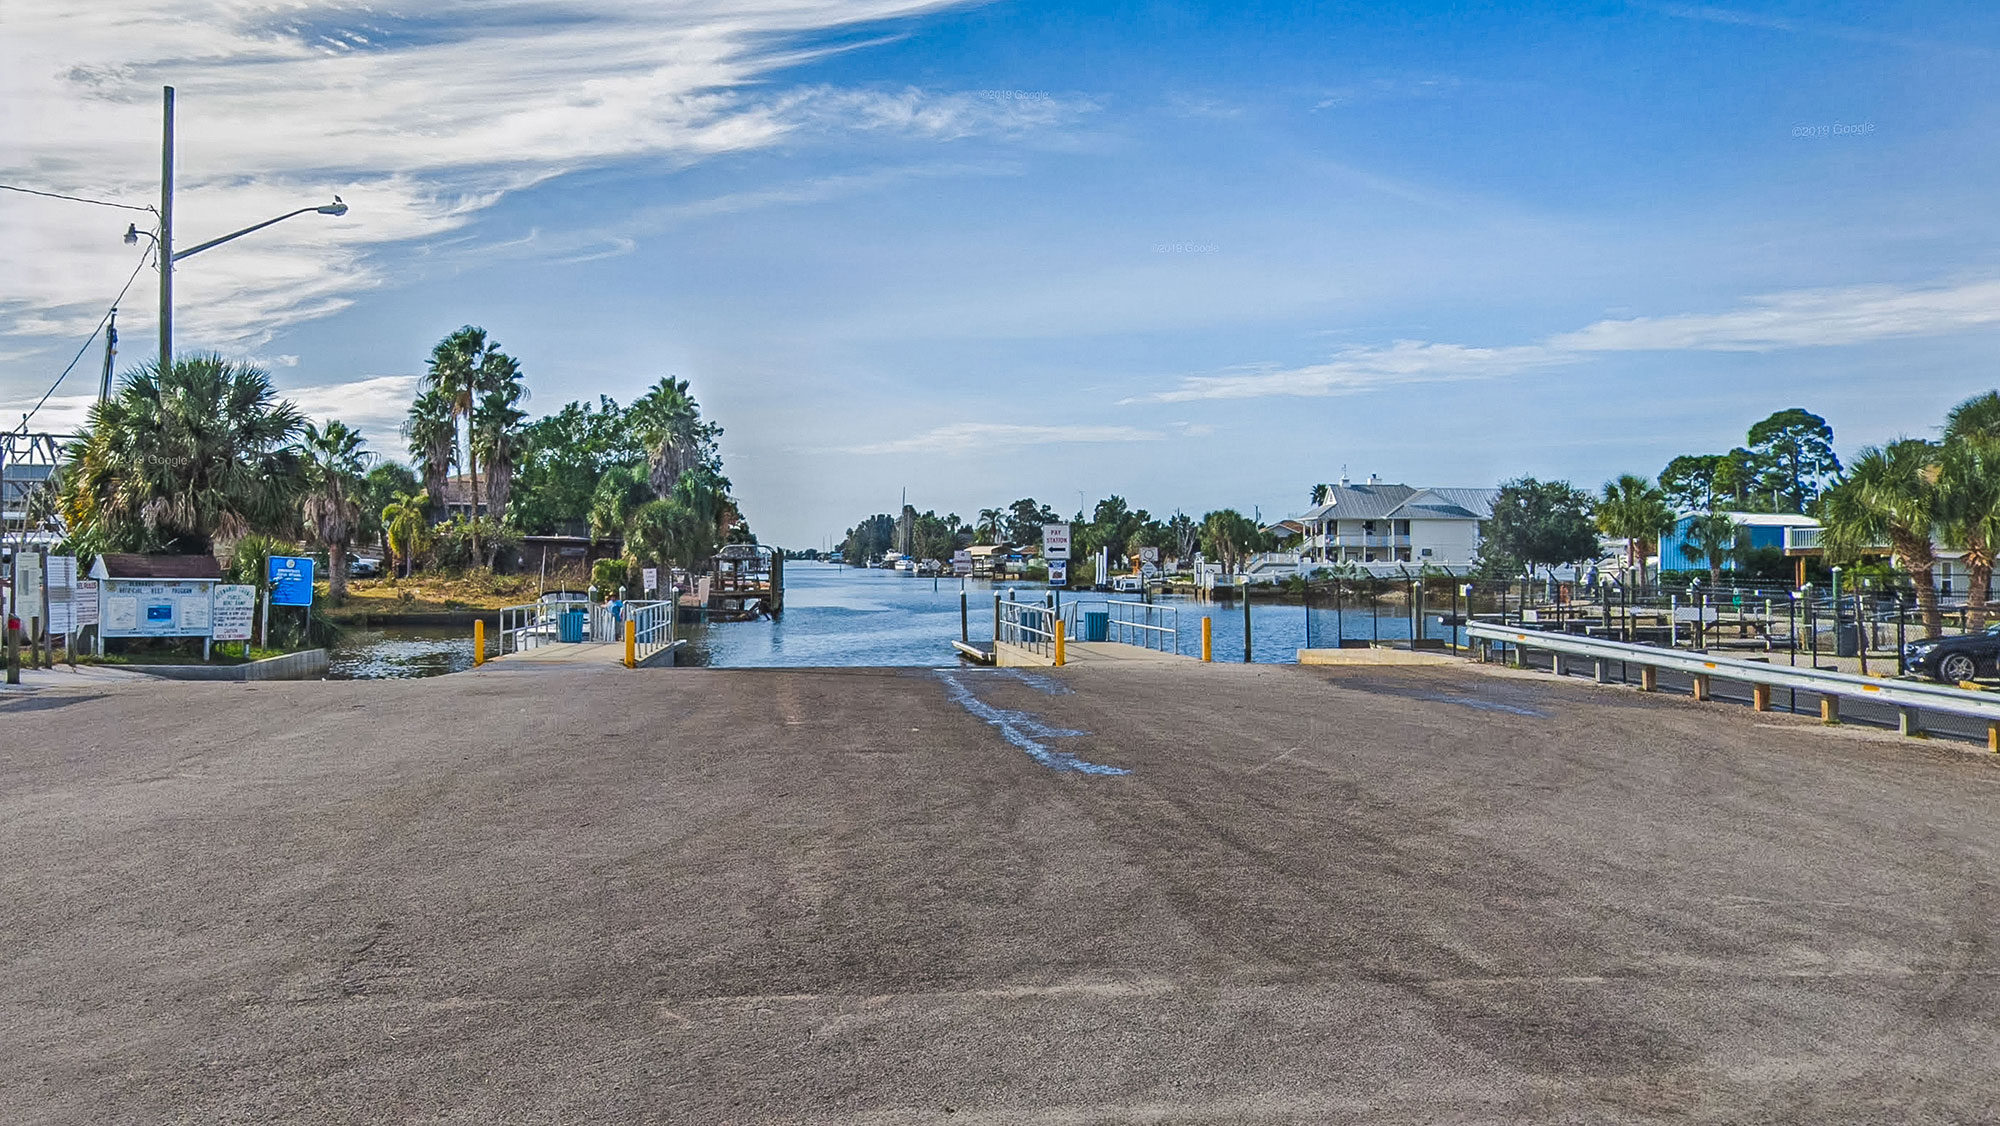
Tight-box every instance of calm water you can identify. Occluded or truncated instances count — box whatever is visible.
[681,562,1317,666]
[328,562,1458,676]
[327,624,477,679]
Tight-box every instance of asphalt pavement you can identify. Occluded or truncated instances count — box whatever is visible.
[2,657,1997,1123]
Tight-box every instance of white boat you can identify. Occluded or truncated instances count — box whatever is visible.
[1111,575,1143,594]
[896,558,917,574]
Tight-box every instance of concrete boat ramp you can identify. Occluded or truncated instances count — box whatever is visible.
[5,657,1998,1120]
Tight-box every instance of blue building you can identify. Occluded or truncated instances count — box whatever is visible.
[1656,512,1821,573]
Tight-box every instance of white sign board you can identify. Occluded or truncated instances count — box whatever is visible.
[952,549,972,576]
[642,567,660,595]
[72,580,98,629]
[1139,546,1160,565]
[16,552,43,625]
[211,585,257,642]
[98,579,218,639]
[1043,523,1071,561]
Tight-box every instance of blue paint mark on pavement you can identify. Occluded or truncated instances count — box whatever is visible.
[935,670,1128,776]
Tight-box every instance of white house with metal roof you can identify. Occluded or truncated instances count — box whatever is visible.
[1296,476,1500,575]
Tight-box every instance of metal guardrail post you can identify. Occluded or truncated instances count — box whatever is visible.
[473,619,485,666]
[625,619,635,668]
[1054,620,1065,667]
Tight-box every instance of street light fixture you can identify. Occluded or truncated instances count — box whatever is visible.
[141,86,350,373]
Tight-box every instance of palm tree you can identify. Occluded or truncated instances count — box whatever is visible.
[975,507,1005,545]
[628,377,718,499]
[589,464,655,542]
[381,490,430,578]
[62,355,304,554]
[1310,483,1331,506]
[1678,512,1744,587]
[1940,391,2000,627]
[300,420,370,603]
[422,326,522,559]
[1820,439,1943,635]
[1596,474,1674,589]
[403,387,456,523]
[471,377,529,530]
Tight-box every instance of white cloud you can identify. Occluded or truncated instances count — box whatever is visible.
[284,374,421,448]
[1134,278,2000,403]
[831,422,1166,456]
[0,0,1061,359]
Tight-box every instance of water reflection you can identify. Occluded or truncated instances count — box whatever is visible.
[327,625,475,680]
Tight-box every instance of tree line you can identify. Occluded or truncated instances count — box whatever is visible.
[837,496,1276,579]
[55,325,745,605]
[1479,397,2000,638]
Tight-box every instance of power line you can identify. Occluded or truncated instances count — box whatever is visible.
[14,245,155,434]
[0,182,155,214]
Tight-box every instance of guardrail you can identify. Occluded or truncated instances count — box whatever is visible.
[1467,622,2000,746]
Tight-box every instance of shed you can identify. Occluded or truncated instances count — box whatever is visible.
[90,554,223,642]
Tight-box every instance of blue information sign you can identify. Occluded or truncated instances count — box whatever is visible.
[268,555,316,607]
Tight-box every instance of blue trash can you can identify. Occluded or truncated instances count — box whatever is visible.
[559,609,587,643]
[1082,610,1110,642]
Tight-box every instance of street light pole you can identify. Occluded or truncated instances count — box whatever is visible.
[142,84,346,374]
[159,85,175,374]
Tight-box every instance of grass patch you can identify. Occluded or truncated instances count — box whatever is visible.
[329,570,563,617]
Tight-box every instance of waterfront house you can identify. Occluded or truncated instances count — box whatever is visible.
[1297,477,1500,575]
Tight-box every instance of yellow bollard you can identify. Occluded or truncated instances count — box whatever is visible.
[1053,619,1065,667]
[473,618,486,666]
[625,619,636,668]
[1201,617,1212,662]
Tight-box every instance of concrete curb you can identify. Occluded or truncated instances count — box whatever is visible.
[123,648,329,681]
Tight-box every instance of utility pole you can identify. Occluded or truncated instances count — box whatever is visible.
[159,85,175,374]
[98,308,118,402]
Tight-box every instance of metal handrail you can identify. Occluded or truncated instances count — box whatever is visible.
[997,598,1057,656]
[1468,622,2000,724]
[627,599,675,663]
[497,598,592,655]
[1104,599,1179,652]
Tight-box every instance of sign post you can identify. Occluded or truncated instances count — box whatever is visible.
[1043,523,1070,594]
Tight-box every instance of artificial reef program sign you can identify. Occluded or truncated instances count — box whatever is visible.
[98,580,216,639]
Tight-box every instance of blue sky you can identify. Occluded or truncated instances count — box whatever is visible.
[5,1,1999,546]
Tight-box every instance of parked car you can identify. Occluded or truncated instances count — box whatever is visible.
[348,556,382,578]
[1903,626,2000,683]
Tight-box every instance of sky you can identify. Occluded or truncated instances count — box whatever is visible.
[4,0,1999,547]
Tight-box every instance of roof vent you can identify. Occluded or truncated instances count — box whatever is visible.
[1367,473,1380,486]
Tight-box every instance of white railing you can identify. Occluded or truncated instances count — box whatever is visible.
[1468,622,2000,736]
[498,598,593,654]
[1065,598,1180,653]
[996,596,1058,657]
[627,599,675,664]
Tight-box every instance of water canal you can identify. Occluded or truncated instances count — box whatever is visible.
[328,561,1440,677]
